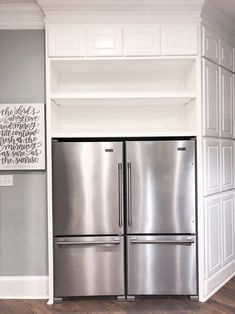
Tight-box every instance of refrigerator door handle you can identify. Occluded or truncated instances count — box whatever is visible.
[57,239,121,246]
[130,238,195,245]
[118,163,123,227]
[127,162,132,227]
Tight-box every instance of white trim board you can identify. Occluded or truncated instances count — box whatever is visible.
[0,276,48,299]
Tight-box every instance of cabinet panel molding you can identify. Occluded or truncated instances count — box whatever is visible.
[161,25,198,55]
[123,26,161,56]
[86,26,122,56]
[221,192,235,266]
[202,27,219,64]
[220,140,234,191]
[220,68,233,138]
[204,139,220,196]
[203,59,219,137]
[48,25,85,57]
[220,39,233,72]
[205,195,222,278]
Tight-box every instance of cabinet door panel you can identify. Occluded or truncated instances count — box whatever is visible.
[205,195,222,278]
[48,25,85,57]
[203,59,219,137]
[202,27,219,63]
[161,26,198,55]
[221,192,235,266]
[204,139,220,196]
[123,26,160,56]
[220,68,233,138]
[86,26,122,56]
[220,140,234,191]
[220,39,233,71]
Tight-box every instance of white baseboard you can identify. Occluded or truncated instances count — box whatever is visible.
[0,276,48,299]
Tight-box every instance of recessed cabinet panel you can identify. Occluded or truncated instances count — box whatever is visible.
[220,140,233,191]
[123,26,161,56]
[205,195,222,278]
[202,27,219,64]
[220,68,233,138]
[161,26,198,55]
[86,26,122,56]
[48,25,85,57]
[220,39,233,72]
[221,193,235,266]
[203,59,219,137]
[204,139,220,196]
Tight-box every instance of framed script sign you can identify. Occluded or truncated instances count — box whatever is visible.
[0,103,45,170]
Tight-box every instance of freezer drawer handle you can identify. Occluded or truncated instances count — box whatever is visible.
[130,239,195,245]
[57,240,121,246]
[118,163,123,227]
[127,162,132,227]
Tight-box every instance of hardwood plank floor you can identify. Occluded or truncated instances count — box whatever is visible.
[0,277,235,314]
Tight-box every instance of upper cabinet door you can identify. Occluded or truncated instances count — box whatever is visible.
[123,26,161,56]
[204,139,220,196]
[48,25,85,57]
[220,39,233,72]
[203,59,219,137]
[220,68,233,138]
[161,25,198,55]
[220,140,234,192]
[86,26,122,57]
[202,27,219,64]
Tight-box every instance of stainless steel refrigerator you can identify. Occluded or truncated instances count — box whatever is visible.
[52,139,197,299]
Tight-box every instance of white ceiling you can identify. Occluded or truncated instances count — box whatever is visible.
[210,0,235,20]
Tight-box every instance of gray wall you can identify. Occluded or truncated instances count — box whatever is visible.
[0,30,47,276]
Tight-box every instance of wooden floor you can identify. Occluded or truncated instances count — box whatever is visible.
[0,277,235,314]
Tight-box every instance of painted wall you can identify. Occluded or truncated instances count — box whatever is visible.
[0,30,47,276]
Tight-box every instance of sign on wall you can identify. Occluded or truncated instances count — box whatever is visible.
[0,103,45,170]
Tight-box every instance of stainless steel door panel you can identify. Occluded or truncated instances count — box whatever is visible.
[52,142,123,236]
[127,235,197,295]
[126,140,196,234]
[54,236,125,297]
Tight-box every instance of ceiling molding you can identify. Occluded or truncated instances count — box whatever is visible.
[0,3,45,29]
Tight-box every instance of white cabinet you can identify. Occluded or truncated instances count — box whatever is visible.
[221,192,235,266]
[202,27,219,64]
[203,59,219,137]
[86,26,122,57]
[48,25,85,57]
[220,39,233,72]
[205,195,222,278]
[123,25,161,56]
[220,68,233,138]
[161,25,198,55]
[220,140,234,191]
[204,139,220,196]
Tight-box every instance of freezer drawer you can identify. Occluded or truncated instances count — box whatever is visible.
[54,236,125,297]
[127,235,197,295]
[52,141,124,236]
[126,140,196,234]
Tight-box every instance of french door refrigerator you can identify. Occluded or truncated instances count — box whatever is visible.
[52,141,125,298]
[126,140,197,297]
[52,139,197,299]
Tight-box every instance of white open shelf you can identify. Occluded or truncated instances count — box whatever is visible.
[50,58,197,136]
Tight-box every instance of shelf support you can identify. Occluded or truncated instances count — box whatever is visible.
[51,98,61,107]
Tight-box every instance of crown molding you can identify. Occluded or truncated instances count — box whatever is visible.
[37,0,204,23]
[201,0,235,44]
[0,3,45,30]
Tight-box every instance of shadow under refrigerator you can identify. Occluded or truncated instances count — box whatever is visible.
[52,139,197,299]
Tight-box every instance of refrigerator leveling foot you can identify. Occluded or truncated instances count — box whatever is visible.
[117,295,125,301]
[127,295,135,302]
[54,297,63,303]
[189,295,199,301]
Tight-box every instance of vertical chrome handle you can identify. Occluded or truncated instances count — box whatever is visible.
[118,163,123,227]
[127,162,132,227]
